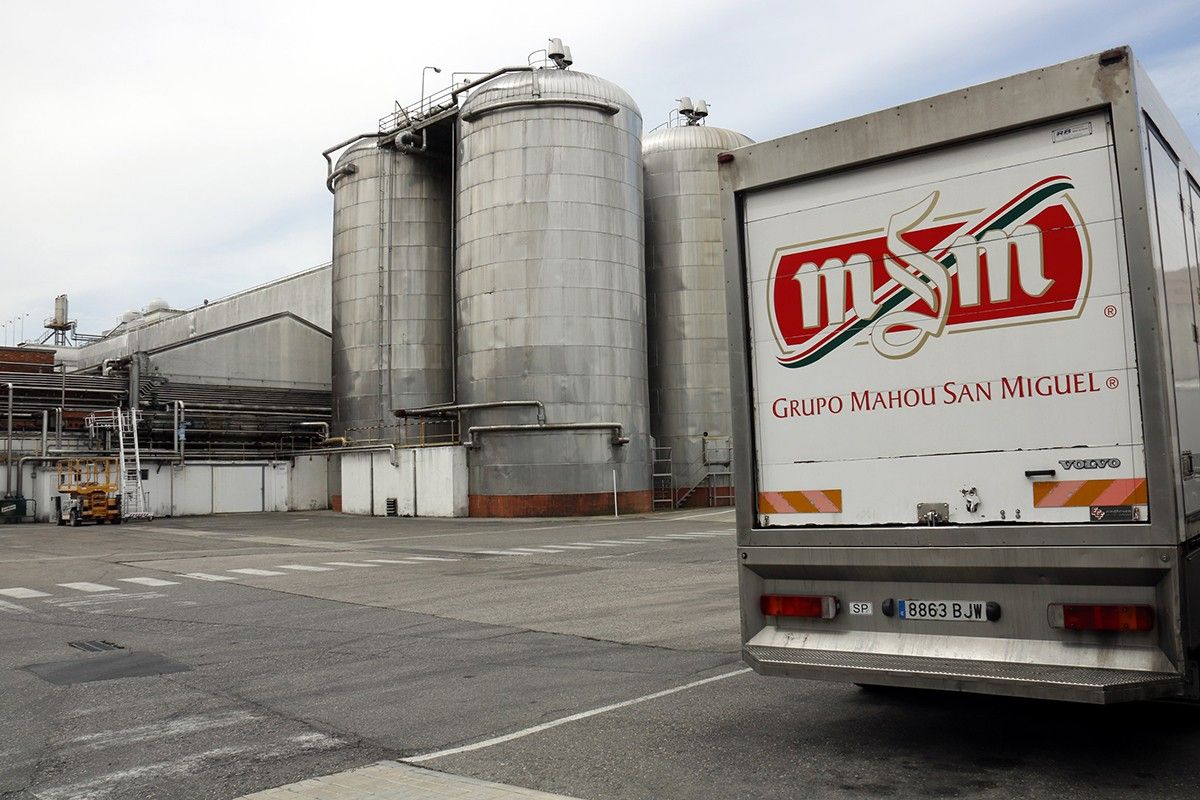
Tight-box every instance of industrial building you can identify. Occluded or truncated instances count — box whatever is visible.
[1,39,748,522]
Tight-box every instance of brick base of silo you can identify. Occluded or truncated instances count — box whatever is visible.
[469,491,653,517]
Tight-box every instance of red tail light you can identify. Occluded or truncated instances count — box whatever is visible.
[760,594,839,619]
[1048,603,1154,632]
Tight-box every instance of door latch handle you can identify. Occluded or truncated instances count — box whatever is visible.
[1024,469,1056,479]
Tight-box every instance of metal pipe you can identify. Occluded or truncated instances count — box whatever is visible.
[40,410,48,457]
[450,112,459,406]
[289,443,398,466]
[298,421,330,439]
[55,406,62,449]
[395,400,546,424]
[322,132,383,182]
[450,66,533,101]
[173,400,186,465]
[326,163,357,193]
[463,422,628,449]
[4,382,12,496]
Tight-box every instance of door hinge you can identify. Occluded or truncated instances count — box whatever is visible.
[1183,451,1195,479]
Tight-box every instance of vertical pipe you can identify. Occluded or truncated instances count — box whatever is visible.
[4,383,12,496]
[41,410,48,456]
[55,407,62,449]
[612,468,618,518]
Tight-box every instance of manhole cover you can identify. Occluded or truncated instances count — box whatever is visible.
[68,640,125,653]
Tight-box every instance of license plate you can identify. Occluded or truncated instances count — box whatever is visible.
[898,599,987,622]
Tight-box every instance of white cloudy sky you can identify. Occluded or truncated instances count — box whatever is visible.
[2,0,1198,339]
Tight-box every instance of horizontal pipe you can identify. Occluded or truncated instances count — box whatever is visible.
[463,422,629,449]
[395,400,546,425]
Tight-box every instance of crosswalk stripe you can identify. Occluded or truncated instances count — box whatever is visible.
[545,545,592,550]
[475,550,531,556]
[180,572,237,582]
[277,564,335,572]
[511,548,564,553]
[362,559,417,565]
[323,562,378,568]
[0,587,51,599]
[118,577,179,587]
[58,582,118,593]
[573,542,621,547]
[404,556,459,562]
[0,599,31,614]
[228,568,286,576]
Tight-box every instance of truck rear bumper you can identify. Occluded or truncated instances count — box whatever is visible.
[745,644,1184,703]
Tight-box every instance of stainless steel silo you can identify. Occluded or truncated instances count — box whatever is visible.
[331,140,452,441]
[643,121,753,505]
[455,67,652,516]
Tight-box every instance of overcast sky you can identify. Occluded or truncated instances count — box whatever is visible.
[2,0,1198,340]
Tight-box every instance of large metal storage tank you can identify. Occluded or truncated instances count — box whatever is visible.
[330,141,453,440]
[643,119,753,503]
[456,67,652,516]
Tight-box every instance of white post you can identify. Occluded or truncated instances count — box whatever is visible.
[612,469,619,518]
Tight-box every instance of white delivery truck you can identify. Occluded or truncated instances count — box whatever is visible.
[719,47,1200,702]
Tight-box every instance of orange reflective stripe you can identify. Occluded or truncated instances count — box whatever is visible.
[757,490,842,514]
[1032,478,1147,507]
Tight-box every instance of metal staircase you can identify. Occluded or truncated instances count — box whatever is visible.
[87,408,152,520]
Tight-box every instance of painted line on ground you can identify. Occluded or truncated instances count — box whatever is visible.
[323,561,379,568]
[672,509,736,521]
[511,547,565,554]
[228,568,286,576]
[118,577,179,587]
[404,556,459,562]
[474,550,531,556]
[180,572,237,582]
[545,544,593,550]
[58,582,119,593]
[406,667,752,763]
[363,559,418,564]
[277,564,335,572]
[0,587,50,599]
[0,599,31,614]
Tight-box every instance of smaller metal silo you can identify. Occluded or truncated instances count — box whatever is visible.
[643,102,752,507]
[329,139,453,442]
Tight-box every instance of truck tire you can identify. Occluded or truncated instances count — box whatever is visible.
[70,510,81,527]
[56,514,66,527]
[112,515,122,525]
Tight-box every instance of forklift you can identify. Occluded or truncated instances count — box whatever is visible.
[55,458,122,526]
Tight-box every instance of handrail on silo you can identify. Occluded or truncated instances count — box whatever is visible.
[462,423,628,449]
[394,400,547,426]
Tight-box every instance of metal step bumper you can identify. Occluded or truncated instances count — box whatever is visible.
[745,644,1184,704]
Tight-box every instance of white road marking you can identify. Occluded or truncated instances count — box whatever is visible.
[510,547,565,554]
[277,564,335,572]
[406,667,753,763]
[118,577,179,587]
[638,536,679,541]
[600,540,646,545]
[0,599,30,614]
[673,508,736,520]
[474,550,531,556]
[404,556,459,561]
[180,572,237,582]
[37,732,344,800]
[363,559,418,564]
[69,711,259,749]
[44,592,166,609]
[660,534,703,539]
[58,582,118,592]
[228,568,286,576]
[573,541,622,547]
[545,544,593,550]
[0,587,50,598]
[323,561,378,568]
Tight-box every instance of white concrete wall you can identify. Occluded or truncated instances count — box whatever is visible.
[17,456,330,521]
[338,447,467,518]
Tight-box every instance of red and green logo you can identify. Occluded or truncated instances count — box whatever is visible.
[767,176,1091,366]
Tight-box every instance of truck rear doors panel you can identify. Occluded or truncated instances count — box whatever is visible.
[743,111,1147,527]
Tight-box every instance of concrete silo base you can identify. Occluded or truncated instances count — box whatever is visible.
[468,490,652,518]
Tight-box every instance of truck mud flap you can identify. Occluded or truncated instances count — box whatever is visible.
[744,644,1183,704]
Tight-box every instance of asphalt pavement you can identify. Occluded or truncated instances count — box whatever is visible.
[0,508,1196,800]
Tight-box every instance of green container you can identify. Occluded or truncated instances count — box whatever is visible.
[0,496,27,523]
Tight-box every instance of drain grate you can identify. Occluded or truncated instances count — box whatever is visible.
[68,640,125,653]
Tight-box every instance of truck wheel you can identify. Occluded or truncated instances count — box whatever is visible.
[112,516,122,525]
[70,510,81,527]
[56,514,66,527]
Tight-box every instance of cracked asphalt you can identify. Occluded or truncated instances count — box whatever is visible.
[2,509,1198,800]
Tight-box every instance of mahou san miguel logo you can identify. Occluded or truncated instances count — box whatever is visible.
[767,177,1092,367]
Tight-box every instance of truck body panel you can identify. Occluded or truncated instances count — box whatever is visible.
[722,48,1200,702]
